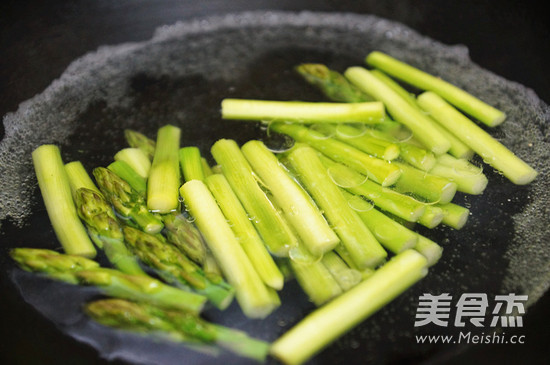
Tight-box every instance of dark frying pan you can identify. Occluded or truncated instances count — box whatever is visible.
[1,1,549,364]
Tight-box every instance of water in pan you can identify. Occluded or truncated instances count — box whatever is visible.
[1,10,549,365]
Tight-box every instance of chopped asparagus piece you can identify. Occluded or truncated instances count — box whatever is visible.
[417,204,445,229]
[321,251,362,291]
[124,129,156,161]
[85,298,270,361]
[271,122,402,186]
[211,139,298,256]
[32,145,96,258]
[285,146,387,269]
[437,202,470,230]
[94,167,164,234]
[221,98,386,124]
[290,257,343,306]
[65,161,102,197]
[393,162,458,204]
[180,146,206,182]
[180,180,280,318]
[147,125,181,213]
[114,148,151,179]
[366,51,506,127]
[270,249,428,365]
[295,63,374,103]
[123,226,234,310]
[107,160,147,196]
[417,91,537,185]
[200,158,214,177]
[162,212,207,265]
[413,235,443,267]
[10,248,206,313]
[429,160,488,195]
[242,140,340,256]
[345,67,451,154]
[205,174,284,290]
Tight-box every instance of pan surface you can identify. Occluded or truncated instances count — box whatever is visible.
[1,10,549,365]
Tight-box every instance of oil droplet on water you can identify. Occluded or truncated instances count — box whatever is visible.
[335,123,368,138]
[327,165,367,188]
[347,195,374,212]
[261,129,295,153]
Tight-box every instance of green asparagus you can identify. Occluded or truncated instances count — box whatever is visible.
[162,212,208,266]
[124,129,156,161]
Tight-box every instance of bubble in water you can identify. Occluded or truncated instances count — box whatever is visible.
[327,164,368,188]
[288,245,322,264]
[347,195,374,212]
[335,123,368,138]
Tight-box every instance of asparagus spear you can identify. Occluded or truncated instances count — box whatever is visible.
[124,129,156,161]
[180,179,281,319]
[93,167,164,234]
[148,125,181,213]
[65,161,102,197]
[393,162,457,204]
[180,146,206,182]
[438,202,470,230]
[221,99,386,124]
[211,138,298,256]
[32,145,96,258]
[290,257,343,306]
[74,187,147,276]
[285,145,387,269]
[321,251,362,292]
[123,225,235,310]
[162,212,207,266]
[417,91,538,185]
[114,148,151,179]
[242,140,340,256]
[270,122,402,187]
[85,298,270,361]
[205,174,285,290]
[10,248,206,313]
[366,51,506,127]
[270,249,428,365]
[294,63,374,103]
[345,67,451,155]
[107,160,147,197]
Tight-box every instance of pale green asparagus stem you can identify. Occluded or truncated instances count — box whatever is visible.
[437,202,470,230]
[205,174,284,290]
[290,258,343,306]
[221,98,386,124]
[114,148,151,179]
[345,67,451,154]
[180,180,280,318]
[393,162,458,204]
[107,160,147,196]
[417,205,445,229]
[211,139,298,256]
[428,160,488,195]
[201,158,214,177]
[285,146,387,269]
[417,91,537,185]
[148,125,181,213]
[162,212,207,265]
[270,122,402,186]
[242,140,340,256]
[65,161,102,197]
[321,251,362,292]
[32,145,96,257]
[413,235,443,267]
[180,146,206,182]
[366,51,506,127]
[270,249,428,365]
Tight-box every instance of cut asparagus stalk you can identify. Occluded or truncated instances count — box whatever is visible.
[10,248,206,313]
[366,51,506,127]
[371,68,474,159]
[85,298,270,362]
[242,140,340,255]
[93,167,164,234]
[393,162,458,204]
[319,154,426,222]
[313,123,400,161]
[124,129,156,161]
[295,63,374,103]
[271,122,402,186]
[162,212,207,265]
[417,91,538,185]
[285,146,387,269]
[180,180,280,318]
[345,67,451,154]
[123,226,235,310]
[321,251,362,291]
[270,249,428,365]
[290,257,343,306]
[201,158,214,177]
[114,148,151,179]
[429,161,488,195]
[342,190,418,254]
[107,160,147,197]
[65,161,102,197]
[32,145,96,258]
[180,146,206,182]
[398,142,438,171]
[147,125,181,213]
[437,202,470,230]
[211,138,298,256]
[74,187,147,276]
[221,98,386,124]
[205,174,285,290]
[413,235,443,267]
[417,204,445,229]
